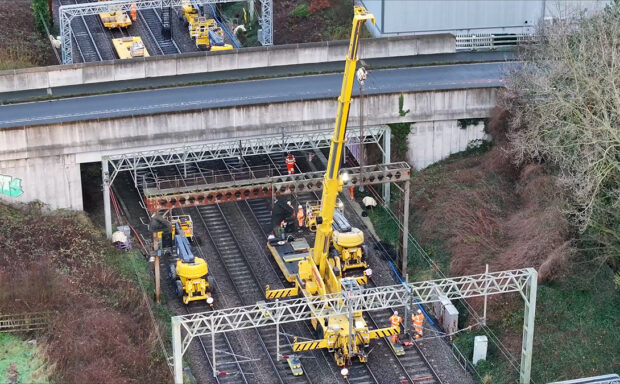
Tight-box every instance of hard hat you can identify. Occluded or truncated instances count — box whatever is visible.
[417,309,422,314]
[298,205,302,209]
[393,311,398,316]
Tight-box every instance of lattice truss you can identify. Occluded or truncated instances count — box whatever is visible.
[106,126,387,183]
[59,0,273,64]
[171,268,537,384]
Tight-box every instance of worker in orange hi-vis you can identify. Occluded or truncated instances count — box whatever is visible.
[296,205,305,230]
[348,186,354,200]
[285,153,296,175]
[389,311,402,343]
[411,309,424,339]
[130,3,137,21]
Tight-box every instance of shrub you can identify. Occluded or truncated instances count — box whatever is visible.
[291,4,311,19]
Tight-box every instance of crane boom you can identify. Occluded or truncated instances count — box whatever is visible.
[313,7,375,277]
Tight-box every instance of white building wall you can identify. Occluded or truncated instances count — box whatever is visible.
[363,0,611,35]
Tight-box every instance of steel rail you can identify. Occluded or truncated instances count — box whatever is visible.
[164,164,249,382]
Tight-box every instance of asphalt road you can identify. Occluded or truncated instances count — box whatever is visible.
[0,62,516,129]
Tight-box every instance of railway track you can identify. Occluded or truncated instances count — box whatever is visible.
[139,8,180,55]
[60,0,102,62]
[195,203,312,384]
[246,152,440,383]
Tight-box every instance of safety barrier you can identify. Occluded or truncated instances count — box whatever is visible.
[456,33,534,51]
[0,312,52,333]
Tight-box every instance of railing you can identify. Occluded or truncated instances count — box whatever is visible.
[0,312,52,333]
[456,33,534,51]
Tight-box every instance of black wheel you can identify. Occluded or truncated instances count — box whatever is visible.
[168,264,176,280]
[174,279,183,298]
[316,323,324,340]
[207,275,215,293]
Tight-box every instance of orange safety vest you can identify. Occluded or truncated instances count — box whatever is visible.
[389,315,402,327]
[297,208,304,226]
[130,3,137,21]
[412,313,424,336]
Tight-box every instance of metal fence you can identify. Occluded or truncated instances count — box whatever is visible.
[0,312,52,333]
[456,33,534,51]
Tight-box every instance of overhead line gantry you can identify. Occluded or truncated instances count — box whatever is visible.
[171,268,538,384]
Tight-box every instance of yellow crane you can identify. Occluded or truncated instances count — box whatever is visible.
[265,6,398,369]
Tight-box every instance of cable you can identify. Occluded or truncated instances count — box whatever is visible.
[208,3,240,49]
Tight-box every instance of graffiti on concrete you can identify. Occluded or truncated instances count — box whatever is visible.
[0,174,24,198]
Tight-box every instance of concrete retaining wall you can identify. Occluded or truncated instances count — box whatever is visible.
[407,120,490,169]
[0,34,455,94]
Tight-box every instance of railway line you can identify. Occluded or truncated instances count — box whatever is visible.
[121,149,442,383]
[59,0,102,62]
[138,8,181,55]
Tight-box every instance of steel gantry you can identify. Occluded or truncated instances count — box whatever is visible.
[171,268,538,384]
[101,126,389,236]
[59,0,273,64]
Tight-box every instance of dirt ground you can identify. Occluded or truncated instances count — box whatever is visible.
[0,0,57,69]
[273,0,353,44]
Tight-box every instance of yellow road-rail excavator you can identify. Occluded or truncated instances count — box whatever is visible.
[265,6,398,368]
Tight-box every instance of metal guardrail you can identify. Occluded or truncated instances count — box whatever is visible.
[0,312,52,333]
[456,33,534,51]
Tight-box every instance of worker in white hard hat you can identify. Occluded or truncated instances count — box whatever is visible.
[389,311,402,343]
[412,309,424,339]
[296,205,304,230]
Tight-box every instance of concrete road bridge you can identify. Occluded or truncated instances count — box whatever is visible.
[0,34,512,214]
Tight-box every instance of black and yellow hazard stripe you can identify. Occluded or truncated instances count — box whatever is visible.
[265,287,297,299]
[293,340,323,352]
[369,326,399,339]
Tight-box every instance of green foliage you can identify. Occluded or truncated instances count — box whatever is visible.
[531,265,620,382]
[290,4,311,19]
[388,95,413,159]
[457,118,487,130]
[0,334,51,384]
[31,0,50,34]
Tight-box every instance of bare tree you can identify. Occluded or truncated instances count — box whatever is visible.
[503,3,620,264]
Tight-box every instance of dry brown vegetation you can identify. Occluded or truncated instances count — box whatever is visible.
[410,108,575,282]
[0,203,170,384]
[274,0,354,44]
[0,0,56,70]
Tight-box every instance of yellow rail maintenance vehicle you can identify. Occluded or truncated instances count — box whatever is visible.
[112,37,149,59]
[265,6,398,371]
[98,0,132,29]
[170,214,194,242]
[168,222,214,306]
[306,200,370,272]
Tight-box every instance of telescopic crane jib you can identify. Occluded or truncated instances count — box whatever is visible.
[265,6,399,368]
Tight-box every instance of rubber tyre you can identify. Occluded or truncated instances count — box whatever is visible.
[168,264,176,280]
[174,279,183,298]
[207,275,215,293]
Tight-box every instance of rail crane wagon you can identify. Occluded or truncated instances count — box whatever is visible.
[181,0,233,51]
[168,222,214,305]
[265,6,398,368]
[305,201,370,272]
[112,37,149,59]
[98,0,132,29]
